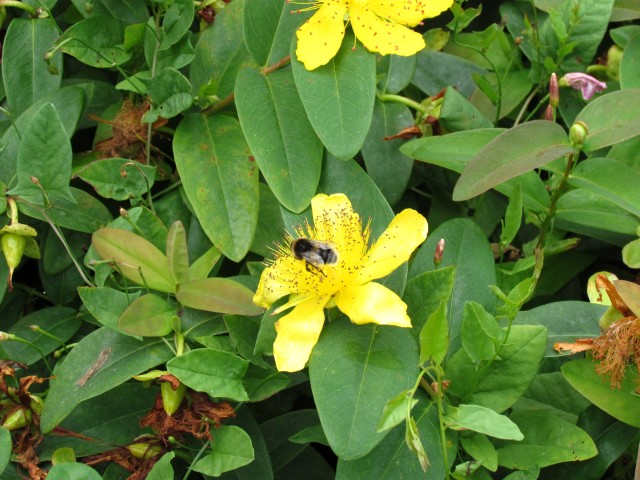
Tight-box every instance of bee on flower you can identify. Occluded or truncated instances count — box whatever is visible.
[254,193,428,372]
[292,0,454,70]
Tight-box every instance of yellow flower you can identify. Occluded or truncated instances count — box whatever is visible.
[254,193,428,371]
[295,0,454,70]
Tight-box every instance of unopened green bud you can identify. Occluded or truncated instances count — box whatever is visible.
[127,443,162,460]
[3,408,31,431]
[569,121,588,147]
[161,381,187,416]
[2,233,26,270]
[29,395,44,415]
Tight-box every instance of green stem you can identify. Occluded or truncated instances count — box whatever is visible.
[0,0,37,15]
[6,335,53,374]
[434,366,449,479]
[378,93,427,113]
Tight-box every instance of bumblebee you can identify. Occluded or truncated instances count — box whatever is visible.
[290,238,339,268]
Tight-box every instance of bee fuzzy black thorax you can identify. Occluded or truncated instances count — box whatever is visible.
[291,238,339,269]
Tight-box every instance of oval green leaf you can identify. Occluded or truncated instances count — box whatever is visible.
[75,158,156,200]
[173,114,258,262]
[236,67,322,212]
[291,32,376,160]
[176,277,264,316]
[309,321,419,460]
[92,227,175,293]
[118,294,177,337]
[40,327,173,432]
[620,34,640,88]
[167,348,250,401]
[453,121,574,200]
[575,89,640,152]
[446,404,523,440]
[192,425,255,476]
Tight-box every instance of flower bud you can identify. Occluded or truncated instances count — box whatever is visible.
[569,121,588,148]
[549,73,559,108]
[2,233,26,288]
[544,104,554,121]
[433,239,445,267]
[3,408,31,431]
[127,443,162,460]
[161,381,187,416]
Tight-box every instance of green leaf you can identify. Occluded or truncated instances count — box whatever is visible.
[414,50,486,97]
[361,100,414,205]
[118,294,177,337]
[173,114,258,261]
[501,183,522,248]
[497,409,597,468]
[620,34,640,88]
[159,0,193,50]
[261,410,319,471]
[404,267,455,334]
[192,426,254,476]
[51,447,76,464]
[562,359,640,427]
[75,158,156,200]
[92,228,176,293]
[309,321,419,460]
[453,121,574,200]
[38,383,157,460]
[188,246,222,281]
[446,404,523,440]
[8,103,74,204]
[623,238,640,267]
[147,452,176,480]
[166,221,189,285]
[461,302,504,364]
[0,427,11,476]
[377,54,416,94]
[242,0,304,66]
[575,89,640,152]
[59,16,132,68]
[567,157,640,217]
[251,183,285,257]
[377,389,418,433]
[291,32,376,160]
[40,328,173,432]
[235,67,322,212]
[420,300,449,366]
[409,219,497,352]
[2,18,62,116]
[402,129,550,212]
[446,325,547,412]
[190,0,254,98]
[336,395,452,479]
[460,434,498,472]
[4,306,79,365]
[176,277,264,316]
[556,189,640,246]
[440,86,493,131]
[167,348,250,401]
[142,68,192,123]
[47,463,102,480]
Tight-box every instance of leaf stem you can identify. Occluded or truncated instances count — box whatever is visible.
[0,0,37,15]
[378,93,427,113]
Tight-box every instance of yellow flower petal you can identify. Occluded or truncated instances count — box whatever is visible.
[335,282,411,327]
[295,1,348,70]
[368,0,454,26]
[358,209,428,283]
[311,193,367,263]
[273,296,329,371]
[253,255,331,308]
[350,2,426,56]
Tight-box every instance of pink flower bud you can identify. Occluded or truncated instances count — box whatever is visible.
[549,73,559,107]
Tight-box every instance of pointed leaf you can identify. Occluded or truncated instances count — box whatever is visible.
[176,277,263,316]
[167,348,249,401]
[576,89,640,152]
[497,409,597,468]
[40,328,173,432]
[2,18,62,116]
[291,32,376,160]
[75,158,156,200]
[446,404,523,440]
[568,157,640,217]
[420,300,449,366]
[173,114,258,261]
[562,359,640,427]
[166,221,189,284]
[309,321,419,460]
[236,67,322,212]
[9,103,74,204]
[192,426,254,476]
[92,227,176,293]
[118,294,177,337]
[78,286,142,333]
[188,246,222,281]
[453,121,574,200]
